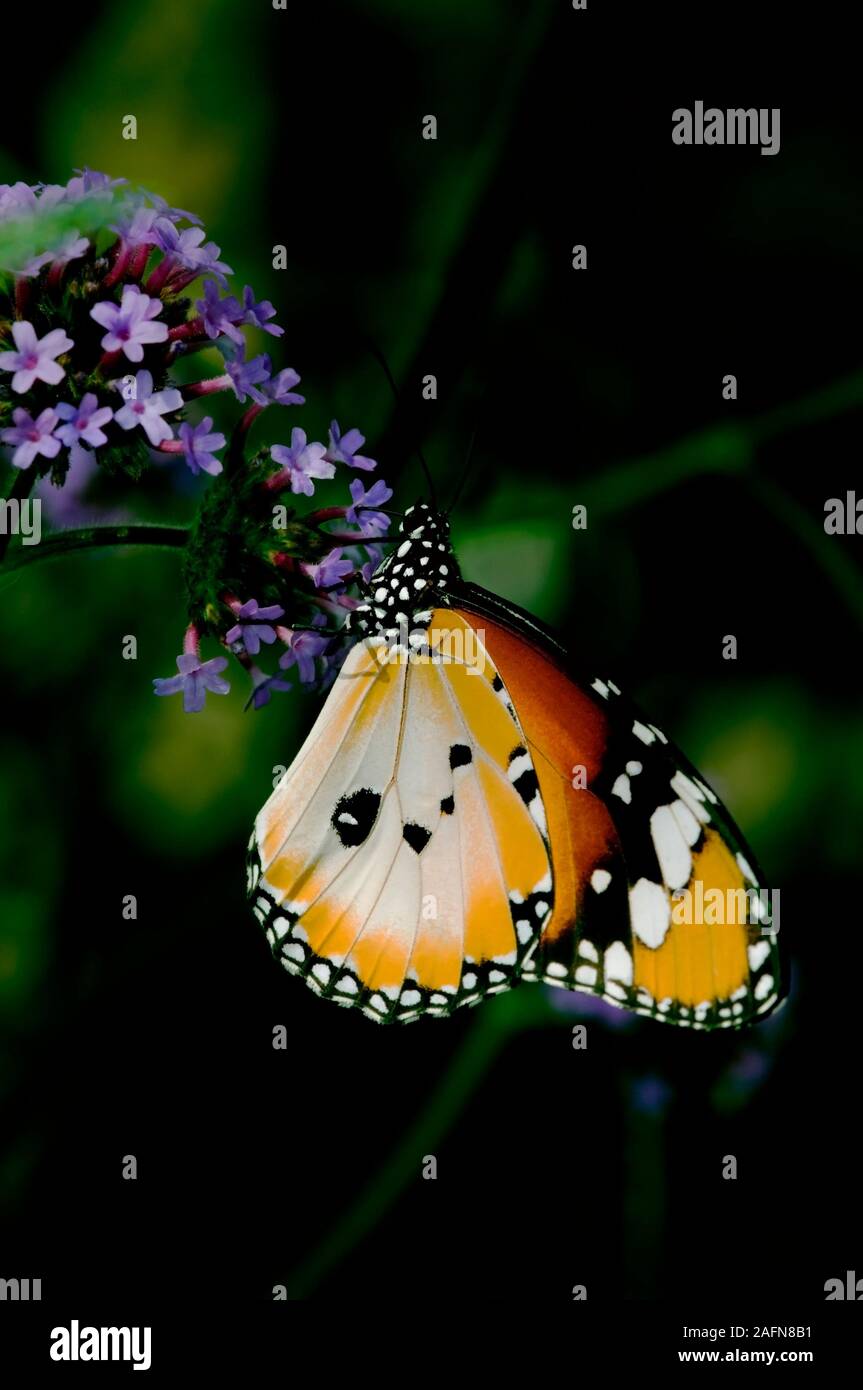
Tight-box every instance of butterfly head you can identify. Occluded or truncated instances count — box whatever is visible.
[351,499,460,644]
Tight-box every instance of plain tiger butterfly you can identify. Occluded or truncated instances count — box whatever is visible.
[247,499,784,1029]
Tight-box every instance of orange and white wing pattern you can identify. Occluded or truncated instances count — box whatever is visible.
[249,499,783,1031]
[248,613,553,1022]
[454,599,784,1031]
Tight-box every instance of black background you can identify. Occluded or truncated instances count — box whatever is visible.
[1,0,861,1345]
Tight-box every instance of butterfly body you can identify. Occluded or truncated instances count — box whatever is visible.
[248,502,783,1030]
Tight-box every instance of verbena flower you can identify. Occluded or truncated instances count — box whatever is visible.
[360,544,384,583]
[113,369,183,446]
[241,286,283,336]
[248,666,293,708]
[279,622,331,683]
[265,367,304,407]
[302,547,354,589]
[1,406,61,469]
[153,651,231,713]
[55,393,114,449]
[270,428,334,496]
[90,284,168,361]
[153,223,232,286]
[224,351,271,405]
[326,419,377,471]
[1,169,394,712]
[196,280,244,344]
[225,598,285,656]
[0,322,73,392]
[174,417,226,477]
[345,476,393,531]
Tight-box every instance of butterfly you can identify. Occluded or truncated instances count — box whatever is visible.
[248,500,783,1029]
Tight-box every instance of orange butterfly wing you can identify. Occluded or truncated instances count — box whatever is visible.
[451,603,783,1030]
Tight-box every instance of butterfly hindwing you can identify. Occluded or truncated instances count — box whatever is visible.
[453,595,783,1031]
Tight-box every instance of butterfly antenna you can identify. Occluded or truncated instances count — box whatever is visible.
[445,429,477,516]
[365,337,438,508]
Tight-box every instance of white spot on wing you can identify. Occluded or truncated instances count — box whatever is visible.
[748,941,771,970]
[650,804,692,891]
[736,852,758,886]
[671,798,701,847]
[611,773,631,804]
[629,878,671,949]
[671,771,711,823]
[604,941,633,986]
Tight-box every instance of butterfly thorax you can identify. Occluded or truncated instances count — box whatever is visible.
[351,500,461,651]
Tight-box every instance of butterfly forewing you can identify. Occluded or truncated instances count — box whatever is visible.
[249,612,553,1022]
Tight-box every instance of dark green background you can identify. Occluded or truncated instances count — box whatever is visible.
[1,0,861,1307]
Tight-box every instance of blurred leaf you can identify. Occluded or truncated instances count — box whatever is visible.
[0,198,113,268]
[41,0,271,230]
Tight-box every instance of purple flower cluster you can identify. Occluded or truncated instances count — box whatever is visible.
[154,421,392,711]
[0,170,302,483]
[1,170,394,715]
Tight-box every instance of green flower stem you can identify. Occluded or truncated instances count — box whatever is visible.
[1,523,189,574]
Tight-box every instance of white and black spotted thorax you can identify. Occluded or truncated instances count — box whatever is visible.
[350,500,461,647]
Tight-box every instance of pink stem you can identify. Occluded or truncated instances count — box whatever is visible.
[164,267,201,295]
[183,623,201,658]
[145,255,176,295]
[128,244,151,280]
[306,505,349,522]
[102,242,131,290]
[168,318,206,342]
[185,375,231,398]
[262,467,295,494]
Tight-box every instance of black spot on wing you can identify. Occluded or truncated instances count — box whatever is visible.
[512,767,539,805]
[508,744,539,806]
[332,788,381,847]
[449,743,472,770]
[403,822,432,854]
[440,795,454,815]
